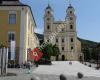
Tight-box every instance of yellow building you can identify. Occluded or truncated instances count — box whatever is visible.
[0,0,39,64]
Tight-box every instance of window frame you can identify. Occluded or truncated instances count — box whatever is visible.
[71,38,74,42]
[70,24,73,29]
[8,32,15,42]
[47,25,50,30]
[9,13,16,24]
[62,47,64,51]
[56,38,58,43]
[62,38,64,43]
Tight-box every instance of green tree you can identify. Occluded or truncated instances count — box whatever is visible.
[92,43,100,61]
[39,43,60,60]
[52,44,60,56]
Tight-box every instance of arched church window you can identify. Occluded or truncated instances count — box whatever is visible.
[47,25,50,30]
[47,18,50,21]
[62,47,64,51]
[47,39,49,42]
[70,11,72,14]
[56,38,58,43]
[62,38,64,43]
[71,38,73,42]
[48,11,50,14]
[70,17,73,20]
[70,25,73,29]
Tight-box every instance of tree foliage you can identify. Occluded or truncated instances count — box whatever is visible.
[39,43,60,60]
[91,43,100,61]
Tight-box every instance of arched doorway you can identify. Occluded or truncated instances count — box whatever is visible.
[56,55,59,61]
[62,55,65,61]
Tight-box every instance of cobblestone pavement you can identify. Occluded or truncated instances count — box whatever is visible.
[0,67,60,80]
[0,66,100,80]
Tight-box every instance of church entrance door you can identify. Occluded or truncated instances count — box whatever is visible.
[62,55,65,61]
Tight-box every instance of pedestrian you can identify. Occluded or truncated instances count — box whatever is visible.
[69,61,72,65]
[35,61,38,67]
[23,61,27,69]
[27,61,31,73]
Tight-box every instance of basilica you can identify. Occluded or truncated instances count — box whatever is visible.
[44,4,81,61]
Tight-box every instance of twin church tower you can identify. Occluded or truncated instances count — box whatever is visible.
[44,4,82,60]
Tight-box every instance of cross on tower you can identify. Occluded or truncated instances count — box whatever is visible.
[67,0,71,5]
[48,0,50,5]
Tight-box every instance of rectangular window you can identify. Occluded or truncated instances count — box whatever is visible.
[70,25,73,29]
[56,38,58,43]
[62,47,64,51]
[9,14,16,24]
[8,47,11,60]
[71,38,73,42]
[62,38,64,43]
[47,25,50,30]
[8,32,15,42]
[47,39,49,42]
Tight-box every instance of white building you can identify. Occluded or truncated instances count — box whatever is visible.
[44,4,81,61]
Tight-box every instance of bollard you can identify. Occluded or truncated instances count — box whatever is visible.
[77,72,84,79]
[30,76,40,80]
[60,74,67,80]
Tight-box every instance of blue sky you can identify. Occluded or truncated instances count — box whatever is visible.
[21,0,100,42]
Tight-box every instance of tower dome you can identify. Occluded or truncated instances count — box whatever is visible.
[46,4,52,11]
[66,4,75,14]
[68,4,74,9]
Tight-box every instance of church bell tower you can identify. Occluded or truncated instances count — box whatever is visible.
[44,4,54,42]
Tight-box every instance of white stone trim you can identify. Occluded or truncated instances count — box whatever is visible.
[19,10,25,64]
[0,6,24,10]
[9,11,17,14]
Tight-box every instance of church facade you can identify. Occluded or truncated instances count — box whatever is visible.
[44,4,81,61]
